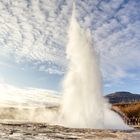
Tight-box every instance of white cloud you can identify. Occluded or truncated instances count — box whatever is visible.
[0,0,70,74]
[0,0,140,85]
[92,0,140,85]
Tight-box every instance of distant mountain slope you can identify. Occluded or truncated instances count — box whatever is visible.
[106,92,140,104]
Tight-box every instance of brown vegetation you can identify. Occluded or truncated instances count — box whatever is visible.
[113,102,140,118]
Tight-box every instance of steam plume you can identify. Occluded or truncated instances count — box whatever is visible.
[59,7,131,129]
[0,6,132,130]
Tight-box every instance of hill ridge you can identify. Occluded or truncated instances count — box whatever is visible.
[106,91,140,104]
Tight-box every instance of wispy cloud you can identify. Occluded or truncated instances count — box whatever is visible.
[73,0,140,87]
[93,0,140,85]
[0,0,71,74]
[0,0,140,87]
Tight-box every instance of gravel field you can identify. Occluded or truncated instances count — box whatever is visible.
[0,122,139,140]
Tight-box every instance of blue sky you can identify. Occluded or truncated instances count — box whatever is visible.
[0,0,140,95]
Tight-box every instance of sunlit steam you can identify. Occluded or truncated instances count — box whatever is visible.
[58,8,131,129]
[0,7,131,130]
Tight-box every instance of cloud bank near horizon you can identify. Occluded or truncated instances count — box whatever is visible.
[0,82,60,106]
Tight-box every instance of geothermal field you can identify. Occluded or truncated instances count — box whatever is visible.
[0,1,140,140]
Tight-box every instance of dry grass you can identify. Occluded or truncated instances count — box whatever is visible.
[113,102,140,118]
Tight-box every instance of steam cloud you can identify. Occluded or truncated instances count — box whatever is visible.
[58,8,131,129]
[0,7,132,130]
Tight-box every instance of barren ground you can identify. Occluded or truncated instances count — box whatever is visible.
[0,122,139,140]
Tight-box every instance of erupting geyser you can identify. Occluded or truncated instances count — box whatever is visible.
[59,8,131,130]
[0,5,131,130]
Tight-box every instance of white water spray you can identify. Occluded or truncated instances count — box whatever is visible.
[59,8,130,129]
[0,6,131,130]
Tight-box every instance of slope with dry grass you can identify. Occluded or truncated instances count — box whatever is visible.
[113,102,140,118]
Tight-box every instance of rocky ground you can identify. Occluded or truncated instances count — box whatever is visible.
[0,122,139,140]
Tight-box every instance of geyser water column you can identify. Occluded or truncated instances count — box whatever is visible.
[60,9,104,129]
[59,7,130,129]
